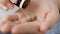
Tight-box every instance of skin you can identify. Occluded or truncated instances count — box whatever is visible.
[0,0,18,10]
[0,0,60,34]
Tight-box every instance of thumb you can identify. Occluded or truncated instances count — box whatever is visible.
[0,3,7,10]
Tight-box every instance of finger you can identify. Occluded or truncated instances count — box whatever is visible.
[3,14,18,21]
[6,2,14,10]
[11,23,40,34]
[0,21,7,31]
[0,3,7,10]
[0,21,5,31]
[10,0,18,4]
[1,23,13,33]
[0,0,14,10]
[0,0,9,5]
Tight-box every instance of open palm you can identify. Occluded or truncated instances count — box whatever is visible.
[0,0,59,34]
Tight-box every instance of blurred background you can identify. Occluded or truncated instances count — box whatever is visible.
[46,15,60,34]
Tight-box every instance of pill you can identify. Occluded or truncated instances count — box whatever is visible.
[26,15,36,22]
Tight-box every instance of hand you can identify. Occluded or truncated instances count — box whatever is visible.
[0,0,18,10]
[0,0,59,34]
[11,0,59,33]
